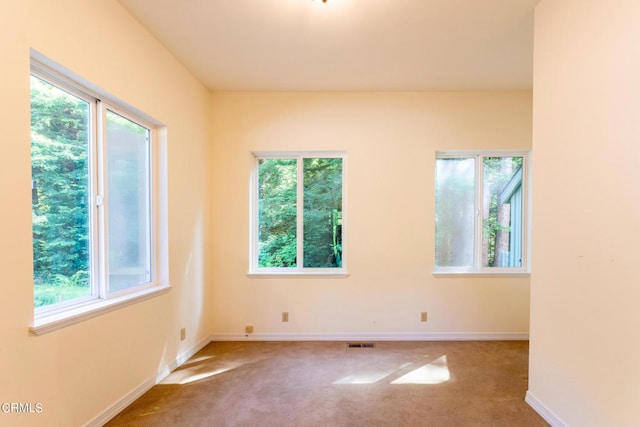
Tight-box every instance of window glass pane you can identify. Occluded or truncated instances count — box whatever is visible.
[258,158,297,267]
[303,158,343,268]
[106,110,151,291]
[435,158,475,267]
[482,157,524,267]
[31,76,92,307]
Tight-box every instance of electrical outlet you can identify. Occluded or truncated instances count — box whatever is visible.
[421,312,428,322]
[245,325,254,334]
[282,312,289,322]
[180,327,186,341]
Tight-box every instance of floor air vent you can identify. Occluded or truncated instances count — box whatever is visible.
[347,343,376,348]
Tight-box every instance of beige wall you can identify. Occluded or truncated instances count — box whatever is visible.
[0,0,212,425]
[530,0,640,425]
[0,1,535,424]
[210,91,532,339]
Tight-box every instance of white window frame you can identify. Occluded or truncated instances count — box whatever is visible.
[249,151,347,277]
[434,150,530,276]
[30,51,169,335]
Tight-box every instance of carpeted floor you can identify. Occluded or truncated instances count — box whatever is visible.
[106,341,548,427]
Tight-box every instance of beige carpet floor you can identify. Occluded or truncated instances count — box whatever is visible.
[106,340,548,427]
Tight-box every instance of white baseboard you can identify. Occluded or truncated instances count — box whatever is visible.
[525,390,567,427]
[84,335,213,427]
[209,332,529,342]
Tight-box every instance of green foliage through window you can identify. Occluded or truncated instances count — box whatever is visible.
[482,157,523,267]
[256,155,344,270]
[303,158,343,268]
[435,152,526,271]
[31,67,155,311]
[258,159,297,267]
[31,76,91,306]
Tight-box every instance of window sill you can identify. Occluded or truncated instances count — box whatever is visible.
[247,272,349,279]
[432,270,530,278]
[30,284,171,335]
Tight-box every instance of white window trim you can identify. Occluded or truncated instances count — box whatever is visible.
[29,50,169,334]
[433,150,531,276]
[248,151,348,277]
[30,285,170,335]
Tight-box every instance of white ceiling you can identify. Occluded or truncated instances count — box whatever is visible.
[118,0,540,91]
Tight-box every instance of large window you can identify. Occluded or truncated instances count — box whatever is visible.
[30,56,164,327]
[434,151,529,274]
[250,152,345,275]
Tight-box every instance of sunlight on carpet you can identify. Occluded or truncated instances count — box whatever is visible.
[391,355,450,385]
[163,366,235,385]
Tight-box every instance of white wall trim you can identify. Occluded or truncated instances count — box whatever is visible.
[209,332,529,342]
[83,335,213,427]
[525,390,567,427]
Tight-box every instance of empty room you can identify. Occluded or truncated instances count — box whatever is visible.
[0,0,638,426]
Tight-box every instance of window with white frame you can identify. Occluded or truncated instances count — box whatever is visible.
[434,151,529,274]
[250,152,345,275]
[30,55,165,326]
